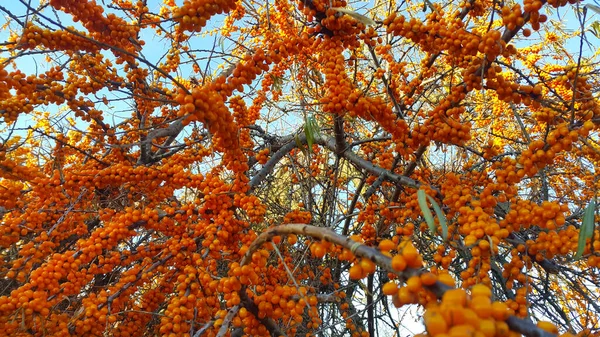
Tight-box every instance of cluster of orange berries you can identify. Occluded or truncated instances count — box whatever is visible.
[315,38,404,140]
[49,0,140,52]
[158,266,200,336]
[533,106,562,124]
[228,95,251,127]
[228,257,321,335]
[505,287,532,319]
[220,50,273,97]
[529,225,589,259]
[234,194,266,223]
[175,86,238,151]
[385,10,476,59]
[501,4,528,31]
[558,70,597,116]
[173,0,237,32]
[0,179,23,213]
[282,209,312,224]
[420,285,517,337]
[320,8,366,39]
[490,124,588,188]
[318,42,354,116]
[19,23,100,53]
[501,248,533,289]
[0,69,67,122]
[411,98,472,146]
[485,71,543,107]
[500,199,568,234]
[296,0,347,23]
[384,272,443,308]
[1,155,42,189]
[255,148,270,165]
[349,239,423,282]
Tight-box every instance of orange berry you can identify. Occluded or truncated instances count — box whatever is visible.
[491,301,509,320]
[479,319,496,337]
[379,239,395,252]
[359,258,376,274]
[406,276,422,292]
[401,242,419,263]
[349,264,365,280]
[471,284,492,298]
[495,321,509,335]
[420,272,437,286]
[537,321,559,334]
[437,273,456,287]
[382,281,399,296]
[442,289,467,307]
[311,243,326,258]
[391,255,407,271]
[448,324,476,337]
[470,296,492,319]
[424,310,448,335]
[397,286,416,305]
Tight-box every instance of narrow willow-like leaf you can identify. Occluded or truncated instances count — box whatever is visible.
[575,200,596,260]
[586,4,600,15]
[427,195,448,241]
[417,190,436,237]
[487,235,495,257]
[330,7,376,26]
[304,116,314,153]
[591,21,600,38]
[295,134,308,156]
[308,115,321,138]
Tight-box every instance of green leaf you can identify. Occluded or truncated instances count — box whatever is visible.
[271,75,284,91]
[575,200,596,260]
[487,235,495,257]
[304,116,314,153]
[303,115,321,154]
[417,190,436,237]
[294,134,308,156]
[330,7,376,26]
[307,115,321,137]
[590,21,600,38]
[585,4,600,15]
[427,195,448,241]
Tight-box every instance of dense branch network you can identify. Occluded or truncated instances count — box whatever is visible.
[0,0,599,337]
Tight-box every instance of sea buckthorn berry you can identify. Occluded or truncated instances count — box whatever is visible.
[397,286,417,305]
[438,273,456,287]
[471,284,492,298]
[406,276,422,292]
[479,319,496,337]
[401,242,423,268]
[349,264,365,280]
[491,301,510,320]
[382,281,399,296]
[443,289,468,307]
[391,255,407,271]
[310,242,326,258]
[537,321,559,334]
[448,324,476,337]
[420,272,437,286]
[424,309,448,335]
[379,239,395,252]
[470,296,492,318]
[359,258,376,274]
